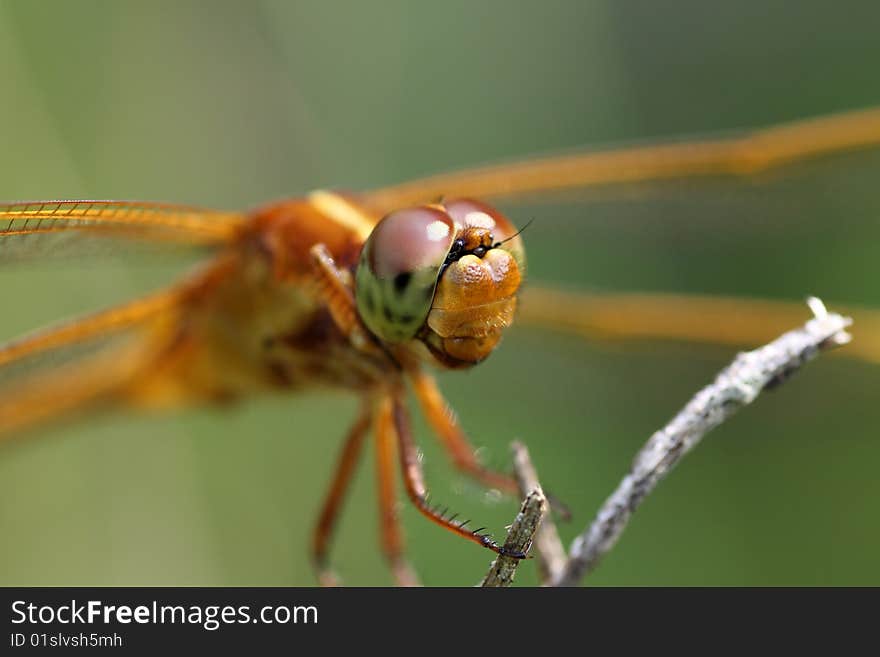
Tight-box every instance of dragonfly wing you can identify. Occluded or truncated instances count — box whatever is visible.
[518,288,880,366]
[0,283,194,439]
[363,106,880,212]
[0,199,254,438]
[0,200,246,264]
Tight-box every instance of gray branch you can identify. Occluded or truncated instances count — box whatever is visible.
[551,297,853,587]
[510,441,567,584]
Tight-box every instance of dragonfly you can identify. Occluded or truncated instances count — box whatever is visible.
[1,106,880,586]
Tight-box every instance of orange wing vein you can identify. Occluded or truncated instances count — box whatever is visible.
[364,106,880,212]
[0,200,246,245]
[519,287,880,365]
[0,285,190,370]
[0,279,203,439]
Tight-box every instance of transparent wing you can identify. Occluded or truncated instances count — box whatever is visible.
[0,323,159,439]
[0,280,196,439]
[0,284,188,371]
[0,200,246,264]
[518,288,880,366]
[0,201,241,434]
[363,106,880,212]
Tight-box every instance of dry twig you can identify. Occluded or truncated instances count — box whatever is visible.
[510,441,566,584]
[480,461,547,587]
[551,297,852,586]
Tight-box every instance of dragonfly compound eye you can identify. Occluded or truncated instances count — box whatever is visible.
[443,198,526,274]
[355,206,456,343]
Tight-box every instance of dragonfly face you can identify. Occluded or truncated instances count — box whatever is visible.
[355,198,525,367]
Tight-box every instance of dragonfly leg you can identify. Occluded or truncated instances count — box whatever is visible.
[373,394,420,586]
[308,243,373,352]
[409,367,572,520]
[409,368,522,491]
[310,400,373,586]
[390,391,525,559]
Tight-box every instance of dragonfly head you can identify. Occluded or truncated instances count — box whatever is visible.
[355,198,525,367]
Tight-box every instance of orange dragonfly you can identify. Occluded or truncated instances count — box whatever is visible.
[1,106,880,586]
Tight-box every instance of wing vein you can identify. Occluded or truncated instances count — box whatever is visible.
[365,106,880,211]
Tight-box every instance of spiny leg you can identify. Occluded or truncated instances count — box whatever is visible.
[390,391,526,559]
[373,394,420,586]
[409,367,518,493]
[409,367,571,519]
[308,243,375,354]
[308,243,419,584]
[310,401,372,586]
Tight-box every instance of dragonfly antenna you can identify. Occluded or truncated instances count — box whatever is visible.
[494,218,534,247]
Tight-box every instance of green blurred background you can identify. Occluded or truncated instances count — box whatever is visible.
[0,0,878,586]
